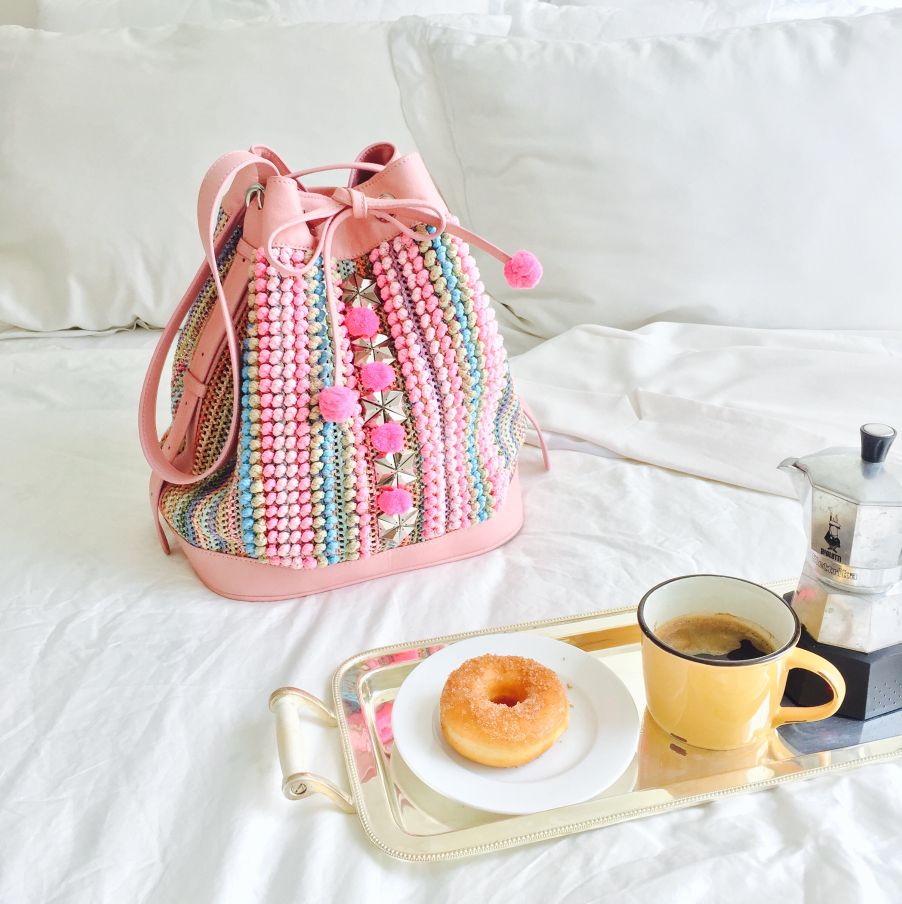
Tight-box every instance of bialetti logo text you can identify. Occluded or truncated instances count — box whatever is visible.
[821,510,842,562]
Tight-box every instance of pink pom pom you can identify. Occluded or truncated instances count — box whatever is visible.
[318,385,359,421]
[503,250,542,289]
[377,487,413,515]
[360,361,395,393]
[345,306,380,338]
[370,421,405,454]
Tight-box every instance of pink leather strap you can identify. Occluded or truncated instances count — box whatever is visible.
[138,150,280,487]
[280,159,517,268]
[249,144,291,176]
[141,252,253,552]
[261,160,524,390]
[520,401,551,471]
[264,173,449,387]
[441,222,514,270]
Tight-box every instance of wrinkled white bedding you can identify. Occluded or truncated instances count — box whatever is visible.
[2,328,901,904]
[512,322,902,496]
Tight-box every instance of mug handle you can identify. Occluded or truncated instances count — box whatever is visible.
[773,648,846,726]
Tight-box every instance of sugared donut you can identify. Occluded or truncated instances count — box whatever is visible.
[439,654,569,767]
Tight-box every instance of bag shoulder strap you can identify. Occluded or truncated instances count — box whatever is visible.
[138,150,281,487]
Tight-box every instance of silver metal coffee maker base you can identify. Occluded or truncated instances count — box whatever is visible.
[791,565,902,653]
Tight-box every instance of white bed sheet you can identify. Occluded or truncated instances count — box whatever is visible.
[512,322,902,497]
[2,330,901,903]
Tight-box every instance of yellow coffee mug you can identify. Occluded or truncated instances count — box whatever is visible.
[638,575,846,750]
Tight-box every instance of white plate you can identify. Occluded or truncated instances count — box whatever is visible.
[391,633,640,815]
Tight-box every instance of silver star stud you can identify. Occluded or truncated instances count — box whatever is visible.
[378,510,417,546]
[341,273,380,308]
[362,390,406,425]
[351,333,393,367]
[375,450,418,488]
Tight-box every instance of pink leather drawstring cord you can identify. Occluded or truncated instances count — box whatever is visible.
[262,161,541,392]
[264,172,449,389]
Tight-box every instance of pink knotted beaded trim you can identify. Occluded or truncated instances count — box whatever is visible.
[374,238,446,541]
[409,233,471,532]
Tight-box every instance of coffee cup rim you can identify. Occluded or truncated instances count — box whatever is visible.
[637,574,801,667]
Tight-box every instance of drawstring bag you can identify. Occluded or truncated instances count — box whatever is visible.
[139,143,547,600]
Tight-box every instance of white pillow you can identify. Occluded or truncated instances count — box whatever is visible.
[391,12,902,347]
[553,0,900,7]
[0,17,508,332]
[508,0,888,41]
[37,0,503,31]
[1,1,37,26]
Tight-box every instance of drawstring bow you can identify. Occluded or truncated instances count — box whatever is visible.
[260,171,541,421]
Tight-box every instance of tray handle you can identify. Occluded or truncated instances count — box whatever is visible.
[268,687,355,814]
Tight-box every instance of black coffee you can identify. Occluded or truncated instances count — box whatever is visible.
[656,612,778,662]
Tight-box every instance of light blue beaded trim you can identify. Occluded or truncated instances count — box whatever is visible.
[310,259,342,566]
[431,230,487,522]
[238,335,258,557]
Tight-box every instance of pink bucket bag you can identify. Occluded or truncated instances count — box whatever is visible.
[139,143,547,600]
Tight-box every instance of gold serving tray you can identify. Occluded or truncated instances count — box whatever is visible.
[268,580,902,862]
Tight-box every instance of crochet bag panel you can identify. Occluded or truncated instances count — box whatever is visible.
[160,218,527,569]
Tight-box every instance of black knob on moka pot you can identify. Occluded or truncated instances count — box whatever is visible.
[860,423,896,464]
